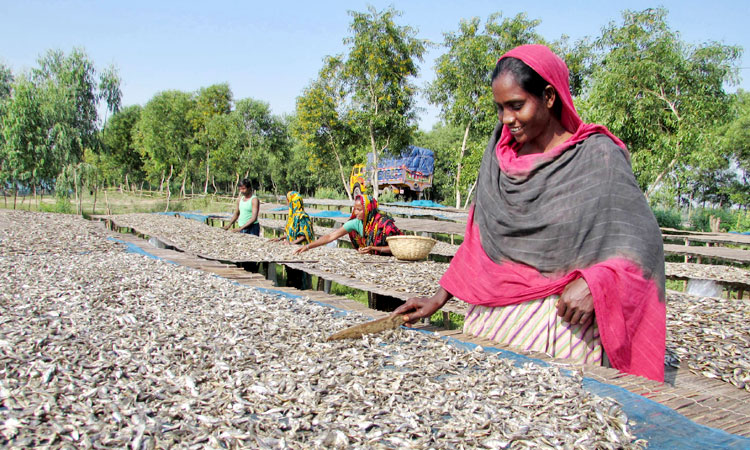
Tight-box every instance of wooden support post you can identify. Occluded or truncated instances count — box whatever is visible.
[451,234,455,245]
[267,263,278,285]
[324,279,332,294]
[442,311,451,330]
[684,238,690,263]
[738,289,744,300]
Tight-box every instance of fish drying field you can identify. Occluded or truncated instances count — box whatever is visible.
[103,212,750,394]
[1,210,652,448]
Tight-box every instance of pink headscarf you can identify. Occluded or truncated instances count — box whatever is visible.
[440,44,665,382]
[495,44,628,179]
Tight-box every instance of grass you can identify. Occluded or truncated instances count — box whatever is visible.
[2,189,238,216]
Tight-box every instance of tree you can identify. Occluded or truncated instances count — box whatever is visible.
[136,90,195,195]
[0,63,12,100]
[427,13,544,207]
[189,83,233,194]
[413,124,464,203]
[344,6,426,198]
[582,8,741,198]
[295,56,359,199]
[100,105,144,189]
[0,77,45,207]
[721,90,750,174]
[0,49,121,206]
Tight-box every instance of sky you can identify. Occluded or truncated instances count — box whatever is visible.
[1,0,749,130]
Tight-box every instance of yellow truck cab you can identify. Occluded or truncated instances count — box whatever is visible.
[349,164,368,196]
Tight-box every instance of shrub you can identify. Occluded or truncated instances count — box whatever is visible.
[314,187,347,200]
[41,197,74,214]
[689,208,734,232]
[377,190,398,203]
[651,208,682,229]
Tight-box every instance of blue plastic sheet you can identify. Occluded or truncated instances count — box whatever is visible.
[310,210,350,219]
[107,237,177,265]
[157,211,211,223]
[391,200,446,208]
[368,145,435,175]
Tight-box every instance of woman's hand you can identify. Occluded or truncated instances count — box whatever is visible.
[230,228,241,233]
[294,244,309,255]
[357,246,374,254]
[393,288,452,325]
[557,278,594,326]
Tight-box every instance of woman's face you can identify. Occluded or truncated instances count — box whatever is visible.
[352,199,365,221]
[492,72,554,146]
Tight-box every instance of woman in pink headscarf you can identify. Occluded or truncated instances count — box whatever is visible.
[394,45,666,382]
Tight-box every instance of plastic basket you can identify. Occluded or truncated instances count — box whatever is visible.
[386,235,437,261]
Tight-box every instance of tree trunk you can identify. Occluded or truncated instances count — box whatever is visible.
[159,170,165,193]
[328,133,352,200]
[165,165,173,212]
[455,122,471,208]
[369,125,379,199]
[92,185,98,215]
[105,189,112,215]
[233,172,240,197]
[463,178,478,210]
[645,144,680,201]
[204,148,210,194]
[180,171,187,198]
[212,176,218,194]
[13,185,17,209]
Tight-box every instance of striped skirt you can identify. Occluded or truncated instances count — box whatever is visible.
[462,295,606,366]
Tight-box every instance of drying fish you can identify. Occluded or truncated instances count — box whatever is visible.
[0,209,647,448]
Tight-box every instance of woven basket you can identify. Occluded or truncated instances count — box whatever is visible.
[386,235,437,261]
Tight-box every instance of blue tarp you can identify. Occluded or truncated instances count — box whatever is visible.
[368,145,435,175]
[115,241,750,449]
[391,200,446,208]
[157,211,211,223]
[310,210,350,219]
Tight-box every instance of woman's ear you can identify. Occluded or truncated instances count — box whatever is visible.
[544,85,556,109]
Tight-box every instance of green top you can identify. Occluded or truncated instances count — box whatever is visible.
[238,195,258,226]
[343,218,363,236]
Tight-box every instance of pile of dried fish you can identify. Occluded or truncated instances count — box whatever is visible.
[107,213,447,297]
[302,198,469,222]
[103,213,750,391]
[0,210,645,448]
[665,291,750,390]
[0,209,121,256]
[666,262,750,286]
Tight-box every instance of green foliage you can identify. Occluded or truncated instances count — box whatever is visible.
[0,49,121,199]
[377,189,397,204]
[100,105,144,186]
[651,208,682,229]
[731,210,750,233]
[136,90,195,190]
[314,186,347,200]
[426,12,544,207]
[344,6,426,198]
[581,8,741,197]
[720,90,750,175]
[40,196,74,214]
[689,208,735,232]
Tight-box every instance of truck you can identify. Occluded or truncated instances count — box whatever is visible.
[349,146,434,199]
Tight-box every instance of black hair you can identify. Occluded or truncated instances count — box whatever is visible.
[239,179,253,190]
[491,57,563,119]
